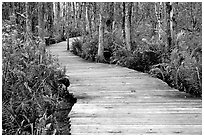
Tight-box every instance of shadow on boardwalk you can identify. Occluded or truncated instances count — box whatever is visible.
[47,39,202,135]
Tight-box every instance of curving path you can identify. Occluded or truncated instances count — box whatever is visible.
[47,38,202,135]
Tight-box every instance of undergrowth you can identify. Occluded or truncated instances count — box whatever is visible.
[71,27,202,97]
[2,20,76,135]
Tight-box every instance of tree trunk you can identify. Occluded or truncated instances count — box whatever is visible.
[54,2,62,42]
[165,2,172,53]
[10,2,16,24]
[77,2,83,31]
[122,2,126,42]
[97,3,105,62]
[93,2,97,32]
[66,2,70,50]
[170,2,174,47]
[26,2,31,35]
[125,2,132,51]
[82,2,87,42]
[72,2,76,28]
[38,2,45,43]
[106,2,114,32]
[112,2,117,30]
[155,2,162,42]
[38,2,45,62]
[86,3,92,36]
[47,2,54,38]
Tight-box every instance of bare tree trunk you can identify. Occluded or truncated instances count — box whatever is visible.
[93,2,98,32]
[38,2,45,63]
[38,2,45,43]
[155,2,162,42]
[66,2,70,50]
[26,2,31,35]
[122,2,126,42]
[125,2,132,51]
[10,2,16,24]
[166,2,173,53]
[47,2,54,38]
[106,2,114,32]
[112,2,116,30]
[77,2,83,30]
[72,2,76,28]
[86,3,92,36]
[97,3,105,62]
[82,2,87,42]
[170,2,174,47]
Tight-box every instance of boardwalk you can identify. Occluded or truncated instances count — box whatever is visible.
[47,39,202,135]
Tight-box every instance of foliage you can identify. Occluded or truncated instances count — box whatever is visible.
[2,21,76,135]
[111,47,161,72]
[81,34,98,61]
[149,31,202,96]
[68,27,85,38]
[71,38,83,56]
[71,31,114,62]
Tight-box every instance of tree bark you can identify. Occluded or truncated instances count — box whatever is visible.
[82,2,87,42]
[38,2,45,62]
[122,2,126,42]
[93,2,98,32]
[38,2,45,43]
[66,2,70,50]
[125,2,132,51]
[26,2,31,35]
[47,2,54,38]
[165,2,172,53]
[170,2,175,47]
[155,2,162,42]
[53,2,62,42]
[86,3,92,36]
[106,2,114,32]
[72,2,76,28]
[97,3,105,62]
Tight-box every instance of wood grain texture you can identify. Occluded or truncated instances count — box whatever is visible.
[47,39,202,135]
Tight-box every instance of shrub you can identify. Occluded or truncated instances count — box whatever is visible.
[82,35,98,61]
[149,46,202,97]
[111,46,161,72]
[68,27,84,38]
[2,21,76,135]
[71,38,83,56]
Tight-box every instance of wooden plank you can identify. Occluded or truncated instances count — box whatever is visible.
[70,117,201,125]
[69,111,201,118]
[70,125,202,135]
[47,40,202,135]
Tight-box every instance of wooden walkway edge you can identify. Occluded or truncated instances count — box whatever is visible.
[47,39,202,135]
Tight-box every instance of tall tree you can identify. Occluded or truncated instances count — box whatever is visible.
[47,2,54,38]
[125,2,132,51]
[37,2,46,63]
[54,2,62,41]
[97,2,105,62]
[82,2,87,42]
[93,2,98,32]
[38,2,45,44]
[122,2,126,42]
[106,2,114,32]
[86,3,92,35]
[66,2,71,50]
[26,2,31,34]
[155,2,163,42]
[165,2,173,53]
[72,2,76,28]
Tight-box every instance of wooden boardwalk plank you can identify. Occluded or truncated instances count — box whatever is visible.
[47,40,202,135]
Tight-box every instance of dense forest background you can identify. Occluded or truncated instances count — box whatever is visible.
[2,2,202,135]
